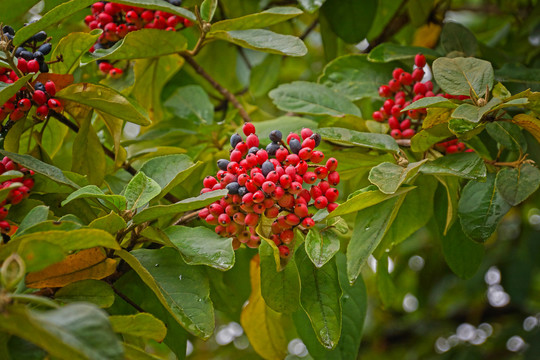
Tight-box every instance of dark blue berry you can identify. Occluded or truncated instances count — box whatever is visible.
[34,82,45,91]
[226,182,240,194]
[238,186,247,196]
[230,133,242,148]
[39,62,49,73]
[20,51,34,60]
[261,161,275,176]
[248,146,259,154]
[33,51,44,62]
[37,43,52,55]
[217,159,230,171]
[266,142,280,156]
[269,130,282,143]
[310,133,321,147]
[32,31,47,42]
[289,138,301,154]
[14,47,25,57]
[2,25,15,36]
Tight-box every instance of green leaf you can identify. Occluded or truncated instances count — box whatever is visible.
[0,0,40,28]
[294,253,367,360]
[259,240,300,314]
[117,248,214,339]
[0,303,124,360]
[495,64,540,93]
[458,173,512,242]
[164,226,235,271]
[0,170,23,183]
[211,7,303,31]
[61,185,127,211]
[440,223,484,279]
[448,118,484,138]
[133,189,228,224]
[51,30,103,74]
[305,228,340,268]
[250,55,283,97]
[440,22,478,56]
[318,54,396,101]
[164,85,214,124]
[139,154,201,200]
[411,124,453,152]
[89,212,127,234]
[71,115,106,186]
[269,82,361,116]
[432,57,494,97]
[402,96,457,112]
[320,0,377,43]
[420,152,487,179]
[296,246,342,349]
[56,83,151,126]
[451,98,501,123]
[0,75,33,108]
[55,279,115,308]
[369,160,427,194]
[367,43,439,63]
[495,164,540,206]
[133,54,183,122]
[123,172,161,210]
[346,196,402,284]
[15,205,49,236]
[298,0,328,12]
[376,254,398,308]
[17,240,66,273]
[0,182,23,203]
[200,0,218,22]
[318,127,398,152]
[486,121,528,152]
[109,313,167,342]
[209,29,307,57]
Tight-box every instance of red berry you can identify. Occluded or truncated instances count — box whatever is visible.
[389,79,400,92]
[17,98,31,111]
[47,98,62,111]
[388,116,400,130]
[243,122,256,136]
[392,68,404,80]
[27,60,40,73]
[373,111,384,122]
[45,81,56,96]
[0,220,10,233]
[287,132,301,144]
[399,72,413,86]
[415,54,426,68]
[36,105,49,118]
[402,128,416,138]
[98,12,113,25]
[278,245,290,258]
[327,203,338,213]
[328,171,340,186]
[390,129,402,139]
[412,68,424,82]
[32,90,47,105]
[301,128,313,140]
[314,196,328,209]
[294,203,309,218]
[109,68,123,79]
[303,172,317,184]
[141,10,155,22]
[325,188,339,202]
[17,58,28,73]
[280,230,294,244]
[413,82,427,95]
[379,85,391,98]
[326,158,338,172]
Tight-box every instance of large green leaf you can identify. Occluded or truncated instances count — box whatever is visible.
[211,7,303,31]
[318,54,395,100]
[71,115,106,186]
[305,228,340,268]
[440,22,478,56]
[61,185,126,211]
[296,247,342,350]
[51,30,103,74]
[259,240,300,314]
[0,303,124,360]
[458,173,512,242]
[368,160,427,194]
[367,43,439,63]
[15,205,50,236]
[200,0,218,22]
[320,0,377,43]
[269,82,361,116]
[485,121,527,152]
[440,223,484,279]
[294,253,367,360]
[209,29,307,56]
[164,226,235,271]
[495,164,540,206]
[117,248,214,339]
[109,313,167,342]
[318,127,398,152]
[432,57,494,97]
[410,123,453,152]
[56,83,150,126]
[451,98,501,123]
[164,86,214,124]
[419,152,487,179]
[250,55,283,98]
[133,189,228,224]
[139,154,201,200]
[16,240,65,273]
[123,172,161,210]
[346,196,402,284]
[55,280,115,308]
[0,0,40,28]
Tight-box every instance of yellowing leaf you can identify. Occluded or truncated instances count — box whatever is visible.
[423,108,453,129]
[26,248,117,288]
[513,114,540,143]
[240,256,289,360]
[413,23,442,48]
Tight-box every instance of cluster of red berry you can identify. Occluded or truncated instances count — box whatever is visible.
[0,26,62,122]
[85,0,192,77]
[199,123,340,258]
[373,53,468,153]
[0,157,35,235]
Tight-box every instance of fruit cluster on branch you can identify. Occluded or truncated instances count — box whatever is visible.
[199,123,340,258]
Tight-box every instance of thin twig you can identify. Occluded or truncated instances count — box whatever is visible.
[112,286,145,312]
[173,210,199,225]
[300,19,319,40]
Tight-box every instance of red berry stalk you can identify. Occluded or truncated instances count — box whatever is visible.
[373,54,469,154]
[86,1,193,77]
[199,123,340,258]
[0,25,63,123]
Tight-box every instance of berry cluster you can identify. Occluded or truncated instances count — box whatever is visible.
[0,26,62,122]
[0,156,35,236]
[86,1,192,77]
[373,53,468,153]
[199,123,340,258]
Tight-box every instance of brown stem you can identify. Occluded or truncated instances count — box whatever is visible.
[396,139,411,147]
[48,110,181,203]
[300,19,319,40]
[180,54,252,123]
[112,286,145,312]
[173,210,200,225]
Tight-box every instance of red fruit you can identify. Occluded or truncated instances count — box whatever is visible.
[413,82,427,95]
[298,147,312,160]
[17,98,31,111]
[285,214,300,226]
[167,15,181,28]
[302,138,316,150]
[327,203,338,212]
[262,181,276,194]
[17,58,28,73]
[399,72,413,86]
[296,160,308,175]
[98,12,113,25]
[92,2,104,14]
[0,220,10,232]
[9,109,25,121]
[325,188,339,202]
[389,79,400,92]
[390,129,402,139]
[415,54,426,68]
[45,81,57,96]
[314,196,328,209]
[252,190,265,203]
[218,213,231,225]
[310,185,322,199]
[256,149,268,165]
[198,208,210,219]
[328,171,340,186]
[141,10,155,22]
[318,181,330,193]
[294,203,309,218]
[235,141,248,155]
[326,158,338,172]
[446,145,458,154]
[379,85,391,98]
[285,154,300,166]
[246,134,259,148]
[402,128,415,138]
[203,176,217,188]
[391,105,402,118]
[275,148,289,162]
[27,60,40,73]
[400,118,411,130]
[412,68,424,82]
[265,205,280,218]
[301,128,313,140]
[36,105,48,118]
[289,182,302,195]
[271,186,285,200]
[392,68,404,80]
[278,245,290,258]
[47,98,62,111]
[315,166,328,179]
[277,193,294,208]
[109,68,123,79]
[373,111,384,122]
[301,217,315,228]
[388,116,400,130]
[32,90,47,105]
[243,122,256,136]
[230,150,242,163]
[280,230,294,244]
[126,10,139,22]
[287,132,301,144]
[0,207,7,220]
[303,172,317,184]
[245,213,260,226]
[98,62,112,73]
